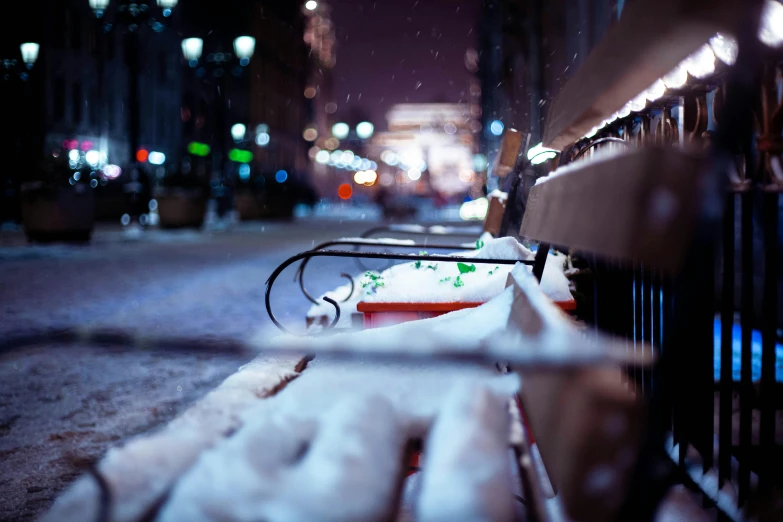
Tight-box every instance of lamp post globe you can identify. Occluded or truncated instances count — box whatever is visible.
[19,43,40,68]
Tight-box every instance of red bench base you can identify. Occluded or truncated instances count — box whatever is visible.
[357,300,577,329]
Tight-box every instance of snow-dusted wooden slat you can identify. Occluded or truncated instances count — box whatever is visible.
[520,147,704,272]
[483,191,507,236]
[503,265,645,522]
[494,127,524,177]
[542,0,749,150]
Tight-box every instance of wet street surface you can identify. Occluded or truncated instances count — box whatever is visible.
[0,219,371,521]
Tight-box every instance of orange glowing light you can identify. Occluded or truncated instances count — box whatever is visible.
[136,149,149,162]
[337,183,353,200]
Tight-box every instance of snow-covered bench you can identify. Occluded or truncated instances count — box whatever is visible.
[254,145,706,520]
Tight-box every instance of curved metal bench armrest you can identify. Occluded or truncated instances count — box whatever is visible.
[265,249,533,335]
[295,238,478,304]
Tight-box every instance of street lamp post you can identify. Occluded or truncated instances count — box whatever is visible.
[181,35,255,219]
[2,43,40,222]
[89,0,178,225]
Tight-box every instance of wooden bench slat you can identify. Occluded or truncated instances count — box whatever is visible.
[520,147,704,272]
[501,253,647,521]
[542,0,748,150]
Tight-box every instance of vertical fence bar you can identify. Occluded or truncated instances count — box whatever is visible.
[652,270,661,394]
[759,190,779,495]
[738,188,754,506]
[635,263,644,394]
[643,266,653,395]
[719,193,736,488]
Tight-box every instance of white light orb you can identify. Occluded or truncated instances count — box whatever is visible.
[683,44,715,80]
[20,43,40,65]
[662,62,688,89]
[85,150,101,166]
[644,79,667,102]
[231,123,247,142]
[332,122,350,139]
[710,33,738,65]
[233,36,256,60]
[356,121,375,139]
[760,0,783,48]
[181,38,203,62]
[148,151,166,165]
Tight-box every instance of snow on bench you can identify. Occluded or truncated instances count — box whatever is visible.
[306,236,574,331]
[152,266,645,521]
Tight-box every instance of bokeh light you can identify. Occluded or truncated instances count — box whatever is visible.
[337,183,353,200]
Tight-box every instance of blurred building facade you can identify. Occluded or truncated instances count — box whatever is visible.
[42,0,183,170]
[303,0,339,198]
[477,0,621,173]
[248,1,311,184]
[369,103,479,198]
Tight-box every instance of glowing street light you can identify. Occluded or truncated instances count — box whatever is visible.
[88,0,110,17]
[19,43,40,67]
[332,122,350,139]
[760,0,783,48]
[148,151,166,165]
[181,38,204,64]
[356,121,375,139]
[305,1,318,10]
[231,123,247,143]
[233,36,256,66]
[315,150,331,164]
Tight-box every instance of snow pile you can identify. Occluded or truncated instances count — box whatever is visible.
[159,359,520,521]
[460,230,495,249]
[272,264,632,367]
[535,145,630,186]
[487,189,509,201]
[359,237,571,305]
[159,395,407,521]
[42,354,307,522]
[417,384,516,521]
[308,237,572,326]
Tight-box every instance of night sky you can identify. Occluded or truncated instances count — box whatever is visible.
[327,0,480,128]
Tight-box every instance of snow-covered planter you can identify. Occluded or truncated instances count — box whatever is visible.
[235,189,265,221]
[156,188,207,229]
[20,181,94,242]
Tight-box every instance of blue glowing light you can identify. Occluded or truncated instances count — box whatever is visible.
[275,170,288,183]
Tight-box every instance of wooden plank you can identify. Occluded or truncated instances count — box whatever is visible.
[518,367,644,522]
[520,147,704,272]
[503,267,646,522]
[494,128,524,177]
[542,0,752,150]
[483,192,506,236]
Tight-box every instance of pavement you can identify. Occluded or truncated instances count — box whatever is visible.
[0,219,375,521]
